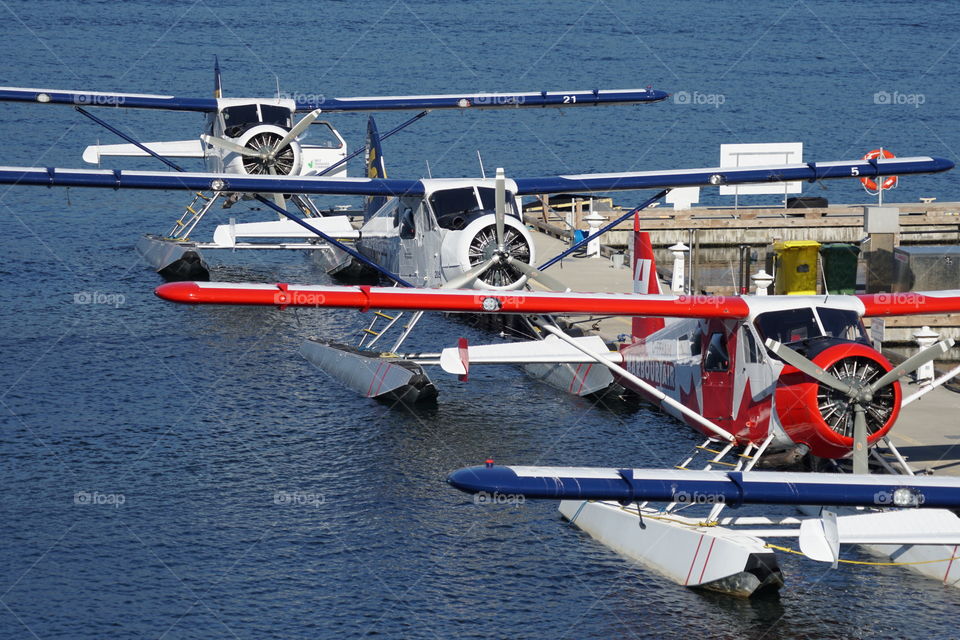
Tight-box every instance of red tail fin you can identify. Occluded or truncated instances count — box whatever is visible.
[631,214,665,340]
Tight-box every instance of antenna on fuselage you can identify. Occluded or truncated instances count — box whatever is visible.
[425,159,432,178]
[476,150,486,178]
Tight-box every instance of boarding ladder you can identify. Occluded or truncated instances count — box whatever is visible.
[168,191,220,239]
[358,287,424,353]
[657,433,775,519]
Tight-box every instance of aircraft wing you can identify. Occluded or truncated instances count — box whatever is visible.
[511,156,954,195]
[154,282,752,317]
[0,167,426,197]
[0,86,668,113]
[446,464,960,509]
[296,88,669,111]
[856,290,960,317]
[0,86,220,111]
[0,156,950,198]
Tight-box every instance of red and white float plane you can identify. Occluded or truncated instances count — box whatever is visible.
[153,229,960,596]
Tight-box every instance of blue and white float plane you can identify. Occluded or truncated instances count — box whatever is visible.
[0,66,669,280]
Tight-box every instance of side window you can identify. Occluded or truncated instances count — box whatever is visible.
[399,208,416,240]
[703,332,730,372]
[740,324,764,364]
[690,326,703,356]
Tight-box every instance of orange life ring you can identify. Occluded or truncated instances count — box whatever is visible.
[861,148,898,192]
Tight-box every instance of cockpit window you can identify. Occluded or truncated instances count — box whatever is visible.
[817,307,869,343]
[429,187,517,231]
[222,105,260,136]
[754,308,819,344]
[221,104,292,137]
[260,105,292,128]
[754,307,868,346]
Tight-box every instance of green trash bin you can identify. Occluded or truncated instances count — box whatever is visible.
[820,243,861,295]
[773,241,821,295]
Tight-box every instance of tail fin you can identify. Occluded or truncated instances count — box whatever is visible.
[213,56,222,98]
[364,116,388,220]
[632,214,666,340]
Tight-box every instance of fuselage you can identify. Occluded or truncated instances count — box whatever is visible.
[618,296,901,459]
[357,179,535,289]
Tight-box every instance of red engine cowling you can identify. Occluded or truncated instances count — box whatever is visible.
[774,342,901,459]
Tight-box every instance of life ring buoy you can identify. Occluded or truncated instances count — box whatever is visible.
[861,148,898,192]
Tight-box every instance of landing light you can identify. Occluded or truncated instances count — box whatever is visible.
[210,178,226,192]
[36,93,50,103]
[892,487,923,507]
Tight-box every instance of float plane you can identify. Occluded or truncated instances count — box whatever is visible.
[0,61,668,279]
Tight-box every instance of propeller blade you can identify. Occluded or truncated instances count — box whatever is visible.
[765,339,854,396]
[495,167,506,252]
[443,257,498,289]
[274,108,323,154]
[868,338,955,395]
[267,165,286,210]
[506,256,570,292]
[201,134,258,157]
[852,404,869,474]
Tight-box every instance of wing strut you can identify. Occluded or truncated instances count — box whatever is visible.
[537,189,669,271]
[74,106,412,287]
[537,321,736,443]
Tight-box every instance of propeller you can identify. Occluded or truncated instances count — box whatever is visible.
[443,256,499,289]
[201,134,258,157]
[495,167,506,253]
[766,337,955,473]
[201,108,322,177]
[505,256,570,292]
[273,108,323,155]
[451,167,565,291]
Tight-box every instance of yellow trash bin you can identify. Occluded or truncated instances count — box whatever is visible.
[773,240,821,295]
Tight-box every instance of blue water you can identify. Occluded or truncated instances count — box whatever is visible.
[2,1,960,638]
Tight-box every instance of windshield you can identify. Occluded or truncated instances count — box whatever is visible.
[754,308,820,344]
[429,187,517,230]
[221,104,293,137]
[817,307,869,342]
[754,307,868,345]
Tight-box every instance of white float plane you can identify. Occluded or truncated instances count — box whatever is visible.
[0,61,669,280]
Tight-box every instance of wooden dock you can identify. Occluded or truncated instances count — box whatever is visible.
[525,199,960,250]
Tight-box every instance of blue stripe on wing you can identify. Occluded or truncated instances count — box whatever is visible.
[0,167,425,196]
[447,465,960,508]
[0,87,219,111]
[297,88,669,112]
[513,157,955,195]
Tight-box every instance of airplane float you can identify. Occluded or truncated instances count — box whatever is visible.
[0,61,669,280]
[0,147,957,594]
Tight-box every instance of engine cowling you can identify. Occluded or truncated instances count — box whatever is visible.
[441,214,535,290]
[774,341,901,459]
[226,124,303,177]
